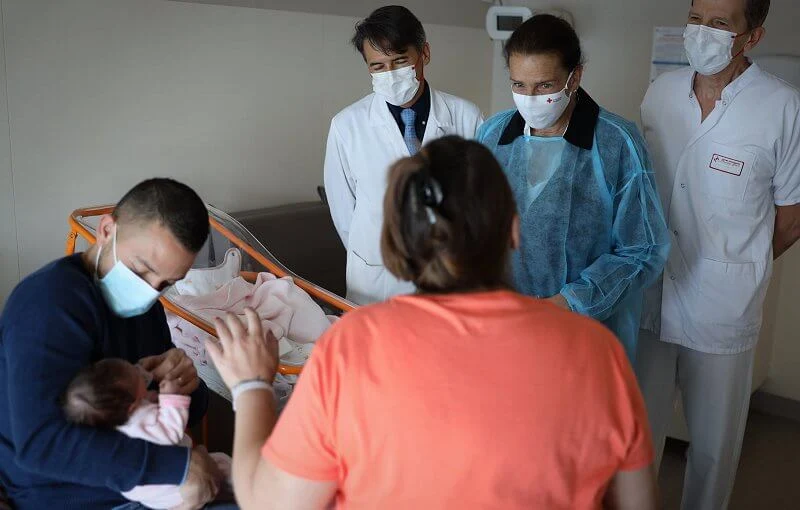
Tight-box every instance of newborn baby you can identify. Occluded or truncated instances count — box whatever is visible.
[62,358,231,509]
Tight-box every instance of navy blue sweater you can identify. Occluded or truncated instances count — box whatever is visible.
[0,254,209,509]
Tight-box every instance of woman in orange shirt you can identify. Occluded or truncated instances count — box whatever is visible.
[207,136,659,510]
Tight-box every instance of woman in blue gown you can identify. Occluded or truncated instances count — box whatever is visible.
[477,14,670,361]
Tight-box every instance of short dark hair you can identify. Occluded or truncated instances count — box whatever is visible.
[381,136,516,294]
[351,5,426,58]
[113,178,209,253]
[62,359,136,428]
[744,0,770,29]
[504,14,583,72]
[689,0,770,30]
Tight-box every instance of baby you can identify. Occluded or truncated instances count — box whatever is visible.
[62,358,231,509]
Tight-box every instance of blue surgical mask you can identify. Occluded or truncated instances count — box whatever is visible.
[95,226,162,318]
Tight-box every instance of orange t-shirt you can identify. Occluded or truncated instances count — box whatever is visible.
[262,291,653,509]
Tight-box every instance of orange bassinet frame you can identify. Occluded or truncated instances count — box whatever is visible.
[66,204,355,377]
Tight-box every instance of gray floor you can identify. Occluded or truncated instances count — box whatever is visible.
[659,411,800,509]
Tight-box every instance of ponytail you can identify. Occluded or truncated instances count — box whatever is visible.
[381,136,516,294]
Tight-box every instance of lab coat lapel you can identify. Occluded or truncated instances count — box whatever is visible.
[684,65,759,150]
[423,88,455,145]
[368,93,413,157]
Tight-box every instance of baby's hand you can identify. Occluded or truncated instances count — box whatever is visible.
[160,378,182,395]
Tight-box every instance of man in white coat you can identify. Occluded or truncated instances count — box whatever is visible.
[638,0,800,508]
[323,5,483,305]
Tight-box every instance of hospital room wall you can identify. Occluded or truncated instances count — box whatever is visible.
[0,0,492,300]
[0,2,17,308]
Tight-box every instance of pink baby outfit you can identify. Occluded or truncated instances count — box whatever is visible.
[117,394,231,509]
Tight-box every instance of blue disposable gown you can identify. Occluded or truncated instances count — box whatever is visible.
[477,91,670,361]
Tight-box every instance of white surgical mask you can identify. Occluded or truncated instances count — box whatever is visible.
[372,66,421,106]
[95,227,162,318]
[512,70,575,131]
[683,24,745,76]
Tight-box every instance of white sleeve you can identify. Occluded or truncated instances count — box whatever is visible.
[773,97,800,206]
[323,119,356,250]
[465,103,484,139]
[640,83,655,130]
[117,395,191,447]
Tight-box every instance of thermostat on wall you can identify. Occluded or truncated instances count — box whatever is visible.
[486,6,532,40]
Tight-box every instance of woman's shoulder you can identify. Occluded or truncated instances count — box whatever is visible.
[477,109,518,140]
[594,108,650,171]
[483,109,518,127]
[596,108,643,144]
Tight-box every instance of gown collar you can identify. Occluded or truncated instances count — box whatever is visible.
[499,88,600,150]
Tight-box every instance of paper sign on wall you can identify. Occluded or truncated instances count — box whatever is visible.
[651,26,690,82]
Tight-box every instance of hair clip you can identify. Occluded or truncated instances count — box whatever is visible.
[424,206,437,225]
[420,176,444,207]
[416,174,443,225]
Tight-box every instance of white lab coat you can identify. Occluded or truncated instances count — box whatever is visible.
[641,63,800,354]
[324,87,483,305]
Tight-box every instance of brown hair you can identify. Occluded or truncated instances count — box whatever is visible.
[689,0,770,30]
[62,359,137,428]
[381,136,516,294]
[503,14,583,72]
[744,0,770,29]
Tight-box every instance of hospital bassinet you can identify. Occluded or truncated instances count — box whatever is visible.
[66,204,356,440]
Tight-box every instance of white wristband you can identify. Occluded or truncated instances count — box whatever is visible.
[231,379,274,412]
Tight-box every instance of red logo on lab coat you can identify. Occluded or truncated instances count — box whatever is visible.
[709,154,745,176]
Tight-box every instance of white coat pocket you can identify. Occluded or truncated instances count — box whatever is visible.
[695,258,768,327]
[701,142,757,201]
[345,249,386,305]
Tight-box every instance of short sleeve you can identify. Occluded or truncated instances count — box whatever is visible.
[773,96,800,206]
[609,341,655,472]
[261,332,340,481]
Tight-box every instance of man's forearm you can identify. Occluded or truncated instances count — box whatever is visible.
[13,419,189,490]
[773,230,800,259]
[231,391,278,507]
[773,205,800,260]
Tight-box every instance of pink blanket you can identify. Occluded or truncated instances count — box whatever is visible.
[167,273,335,367]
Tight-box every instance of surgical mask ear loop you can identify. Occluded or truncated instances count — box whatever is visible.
[564,69,576,99]
[94,241,103,279]
[94,225,119,279]
[731,31,752,59]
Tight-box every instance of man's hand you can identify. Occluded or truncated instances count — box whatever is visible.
[773,203,800,259]
[206,308,279,390]
[544,293,570,310]
[160,378,182,395]
[139,349,199,396]
[176,446,222,510]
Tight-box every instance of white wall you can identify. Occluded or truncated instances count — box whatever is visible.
[173,0,488,29]
[0,1,18,308]
[0,0,491,283]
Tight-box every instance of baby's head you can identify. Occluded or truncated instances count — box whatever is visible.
[62,358,150,428]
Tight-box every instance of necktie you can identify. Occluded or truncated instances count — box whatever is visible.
[401,108,420,155]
